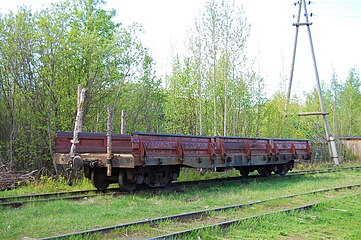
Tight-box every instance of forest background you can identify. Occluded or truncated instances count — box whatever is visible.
[0,0,360,172]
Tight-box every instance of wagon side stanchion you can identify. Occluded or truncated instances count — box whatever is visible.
[67,85,86,185]
[106,106,113,177]
[121,110,126,134]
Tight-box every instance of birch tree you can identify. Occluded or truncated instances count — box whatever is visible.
[188,0,250,136]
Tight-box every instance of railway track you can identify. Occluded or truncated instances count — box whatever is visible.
[0,188,125,208]
[1,165,360,208]
[149,204,318,240]
[37,183,361,240]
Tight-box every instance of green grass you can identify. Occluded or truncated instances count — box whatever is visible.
[1,169,361,239]
[190,193,361,240]
[107,189,361,239]
[0,175,94,197]
[294,159,361,171]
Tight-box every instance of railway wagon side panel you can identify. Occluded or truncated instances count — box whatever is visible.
[54,132,311,170]
[131,134,312,169]
[131,133,217,168]
[54,132,132,153]
[54,132,134,168]
[215,137,311,167]
[271,139,312,161]
[215,137,271,167]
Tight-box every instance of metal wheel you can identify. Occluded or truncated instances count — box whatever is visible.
[239,167,250,177]
[91,168,110,192]
[143,172,171,188]
[257,166,272,177]
[118,170,136,192]
[275,164,288,176]
[143,166,178,188]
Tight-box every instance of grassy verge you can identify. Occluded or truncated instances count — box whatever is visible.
[1,169,361,239]
[187,193,361,240]
[0,175,94,197]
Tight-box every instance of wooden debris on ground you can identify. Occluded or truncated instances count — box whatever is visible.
[0,165,38,190]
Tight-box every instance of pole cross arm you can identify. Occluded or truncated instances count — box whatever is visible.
[297,112,329,116]
[293,22,313,26]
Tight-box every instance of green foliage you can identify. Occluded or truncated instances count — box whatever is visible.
[337,69,361,136]
[0,0,360,172]
[0,1,163,170]
[164,56,199,134]
[216,194,361,239]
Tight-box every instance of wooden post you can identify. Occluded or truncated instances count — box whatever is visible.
[70,85,85,158]
[106,107,113,176]
[297,112,329,116]
[302,0,339,165]
[77,85,83,132]
[286,0,339,165]
[286,0,302,108]
[121,110,126,134]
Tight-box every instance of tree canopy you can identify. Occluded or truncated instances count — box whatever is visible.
[0,0,360,171]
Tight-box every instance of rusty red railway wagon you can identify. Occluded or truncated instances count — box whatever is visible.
[54,132,312,191]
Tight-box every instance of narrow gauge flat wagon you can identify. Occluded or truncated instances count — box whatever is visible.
[54,132,312,191]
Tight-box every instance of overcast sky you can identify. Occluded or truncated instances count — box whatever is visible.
[1,0,361,98]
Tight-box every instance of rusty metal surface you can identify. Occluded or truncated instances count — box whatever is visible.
[130,133,312,168]
[131,133,214,166]
[271,139,312,160]
[54,153,134,168]
[215,137,269,160]
[54,132,312,168]
[55,132,131,154]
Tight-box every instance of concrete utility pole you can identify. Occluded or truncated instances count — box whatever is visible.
[286,0,339,165]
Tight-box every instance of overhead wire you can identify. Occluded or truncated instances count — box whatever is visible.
[314,2,361,5]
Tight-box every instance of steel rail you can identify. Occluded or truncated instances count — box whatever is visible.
[0,188,116,202]
[37,183,361,240]
[2,166,360,208]
[153,192,361,240]
[148,203,317,240]
[0,192,127,208]
[0,188,122,208]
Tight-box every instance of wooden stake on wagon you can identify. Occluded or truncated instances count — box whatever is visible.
[121,110,126,134]
[70,85,85,158]
[77,85,83,132]
[106,107,113,176]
